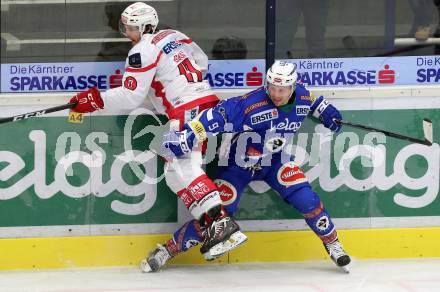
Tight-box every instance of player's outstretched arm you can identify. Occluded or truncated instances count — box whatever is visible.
[162,96,246,157]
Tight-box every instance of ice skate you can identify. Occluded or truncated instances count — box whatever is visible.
[200,207,247,259]
[140,244,172,273]
[324,239,351,273]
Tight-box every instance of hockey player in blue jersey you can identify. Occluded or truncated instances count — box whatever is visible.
[140,61,351,273]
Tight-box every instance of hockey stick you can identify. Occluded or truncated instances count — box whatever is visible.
[0,102,77,125]
[335,118,433,146]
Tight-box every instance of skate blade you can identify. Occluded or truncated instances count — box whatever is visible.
[208,231,248,258]
[204,252,215,261]
[339,263,350,274]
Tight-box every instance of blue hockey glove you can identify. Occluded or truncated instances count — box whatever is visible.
[162,129,196,158]
[319,103,342,132]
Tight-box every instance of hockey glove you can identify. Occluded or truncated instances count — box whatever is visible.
[162,129,196,158]
[70,87,104,113]
[319,103,342,132]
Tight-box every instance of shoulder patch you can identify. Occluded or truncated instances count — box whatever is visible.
[128,53,142,68]
[124,76,138,91]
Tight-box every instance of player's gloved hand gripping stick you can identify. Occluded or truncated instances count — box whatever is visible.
[0,87,104,124]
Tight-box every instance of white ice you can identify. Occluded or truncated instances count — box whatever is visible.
[1,259,439,292]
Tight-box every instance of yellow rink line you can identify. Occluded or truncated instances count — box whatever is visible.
[1,227,440,270]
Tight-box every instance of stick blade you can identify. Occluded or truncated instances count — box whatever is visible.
[423,118,433,145]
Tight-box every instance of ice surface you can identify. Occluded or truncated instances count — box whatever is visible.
[1,259,439,292]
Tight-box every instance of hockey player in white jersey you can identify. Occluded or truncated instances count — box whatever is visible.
[68,2,246,261]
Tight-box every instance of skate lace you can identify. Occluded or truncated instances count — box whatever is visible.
[210,217,229,238]
[327,241,345,259]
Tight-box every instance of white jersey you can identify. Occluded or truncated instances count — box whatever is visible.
[101,29,218,119]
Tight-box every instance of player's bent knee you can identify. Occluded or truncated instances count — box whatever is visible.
[283,186,321,214]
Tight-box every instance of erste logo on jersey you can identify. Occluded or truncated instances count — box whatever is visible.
[163,41,182,54]
[251,109,279,125]
[215,179,237,205]
[296,105,310,116]
[277,162,308,186]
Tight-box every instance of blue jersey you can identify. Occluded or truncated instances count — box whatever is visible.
[165,83,342,256]
[186,82,329,165]
[169,84,340,254]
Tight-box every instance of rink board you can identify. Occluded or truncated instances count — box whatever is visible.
[1,227,440,270]
[1,86,440,270]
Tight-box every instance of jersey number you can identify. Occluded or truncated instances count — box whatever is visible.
[178,58,202,83]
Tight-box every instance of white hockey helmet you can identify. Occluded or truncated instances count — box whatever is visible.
[119,2,159,36]
[266,61,298,87]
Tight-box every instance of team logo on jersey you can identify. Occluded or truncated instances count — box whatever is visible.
[251,109,278,125]
[316,216,330,231]
[270,118,302,131]
[215,179,237,205]
[265,136,287,153]
[124,76,137,91]
[296,105,310,116]
[128,53,142,68]
[277,162,308,186]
